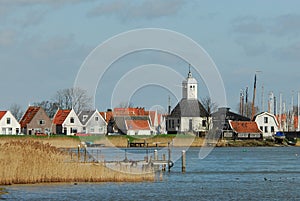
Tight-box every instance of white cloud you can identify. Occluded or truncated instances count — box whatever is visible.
[87,0,187,21]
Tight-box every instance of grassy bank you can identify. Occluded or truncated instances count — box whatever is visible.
[0,140,154,185]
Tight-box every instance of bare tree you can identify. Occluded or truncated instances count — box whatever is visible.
[116,101,134,108]
[33,101,59,118]
[201,96,218,130]
[53,87,92,113]
[9,103,24,121]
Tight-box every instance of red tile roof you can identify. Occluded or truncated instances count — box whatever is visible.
[230,121,261,133]
[20,106,40,128]
[0,111,7,120]
[53,109,71,125]
[126,120,150,130]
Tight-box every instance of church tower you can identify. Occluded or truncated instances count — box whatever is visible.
[182,67,198,100]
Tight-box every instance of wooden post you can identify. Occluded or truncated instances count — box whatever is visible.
[127,139,130,148]
[77,145,80,162]
[168,142,171,172]
[84,145,87,163]
[182,150,186,173]
[162,154,166,172]
[154,149,158,161]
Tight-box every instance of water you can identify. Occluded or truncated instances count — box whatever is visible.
[2,147,300,200]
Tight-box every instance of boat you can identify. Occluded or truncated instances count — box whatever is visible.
[285,137,297,146]
[274,132,285,144]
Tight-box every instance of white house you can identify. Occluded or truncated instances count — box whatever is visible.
[254,112,279,139]
[78,110,107,134]
[0,111,20,135]
[52,109,82,135]
[125,119,152,135]
[166,69,209,134]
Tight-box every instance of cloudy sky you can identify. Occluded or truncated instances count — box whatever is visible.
[1,0,300,113]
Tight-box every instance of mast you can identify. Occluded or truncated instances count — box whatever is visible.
[251,74,257,120]
[279,93,282,130]
[168,95,171,115]
[261,84,264,112]
[298,91,300,131]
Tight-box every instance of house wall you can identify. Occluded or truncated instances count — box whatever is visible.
[180,117,208,133]
[62,109,82,136]
[0,111,20,135]
[84,112,107,134]
[26,108,52,135]
[127,129,151,135]
[255,113,279,138]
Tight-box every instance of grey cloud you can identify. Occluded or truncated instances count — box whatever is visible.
[270,14,300,36]
[232,16,265,34]
[87,0,186,21]
[273,42,300,62]
[0,29,17,46]
[235,37,268,57]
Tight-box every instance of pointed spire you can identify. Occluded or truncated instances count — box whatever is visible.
[188,64,192,78]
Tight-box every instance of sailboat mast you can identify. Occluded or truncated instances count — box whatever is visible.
[251,74,257,120]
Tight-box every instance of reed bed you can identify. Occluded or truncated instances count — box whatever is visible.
[0,140,154,185]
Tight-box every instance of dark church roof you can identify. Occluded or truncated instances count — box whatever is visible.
[169,99,208,117]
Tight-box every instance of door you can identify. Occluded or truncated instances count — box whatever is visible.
[189,119,193,131]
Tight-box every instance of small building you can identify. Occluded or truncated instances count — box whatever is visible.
[229,120,262,140]
[254,112,279,139]
[52,109,82,135]
[0,111,20,135]
[166,69,208,135]
[19,106,52,135]
[78,110,107,135]
[212,107,250,139]
[125,119,152,135]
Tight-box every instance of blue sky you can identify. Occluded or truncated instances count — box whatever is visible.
[1,0,300,113]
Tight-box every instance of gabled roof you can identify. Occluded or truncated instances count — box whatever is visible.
[52,109,71,125]
[229,121,261,134]
[149,111,156,126]
[0,111,7,120]
[20,106,40,128]
[126,120,150,130]
[78,110,95,125]
[170,99,208,117]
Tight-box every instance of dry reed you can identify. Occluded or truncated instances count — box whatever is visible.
[0,140,154,185]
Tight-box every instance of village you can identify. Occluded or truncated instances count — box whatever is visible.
[0,69,299,145]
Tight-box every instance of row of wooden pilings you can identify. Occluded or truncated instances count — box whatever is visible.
[72,144,186,173]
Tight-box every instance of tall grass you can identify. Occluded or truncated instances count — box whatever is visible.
[0,140,154,185]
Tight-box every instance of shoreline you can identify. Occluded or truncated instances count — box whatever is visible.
[0,135,299,148]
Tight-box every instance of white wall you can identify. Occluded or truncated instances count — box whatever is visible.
[180,117,208,133]
[62,109,82,135]
[255,112,279,138]
[0,111,21,135]
[84,111,107,134]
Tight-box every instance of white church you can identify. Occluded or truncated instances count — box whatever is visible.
[166,69,209,135]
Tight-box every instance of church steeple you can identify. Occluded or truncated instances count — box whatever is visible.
[182,65,198,100]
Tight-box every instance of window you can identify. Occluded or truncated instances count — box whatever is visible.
[6,118,11,124]
[90,127,94,132]
[172,120,175,128]
[202,120,207,127]
[260,126,263,131]
[264,117,268,123]
[271,126,274,133]
[39,120,45,125]
[70,117,74,123]
[177,119,180,124]
[190,86,193,89]
[8,128,12,134]
[264,126,268,133]
[95,116,99,121]
[82,115,88,121]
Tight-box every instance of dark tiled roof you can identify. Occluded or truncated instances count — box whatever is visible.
[78,110,95,124]
[20,106,40,128]
[170,99,208,117]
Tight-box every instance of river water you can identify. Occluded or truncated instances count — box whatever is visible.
[2,147,300,200]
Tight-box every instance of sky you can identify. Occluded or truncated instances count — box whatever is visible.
[1,0,300,113]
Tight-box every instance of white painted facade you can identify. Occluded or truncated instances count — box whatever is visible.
[255,112,279,138]
[62,109,82,136]
[82,110,107,135]
[182,70,198,100]
[0,111,21,135]
[127,129,151,136]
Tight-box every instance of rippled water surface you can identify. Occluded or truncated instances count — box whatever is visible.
[2,147,300,200]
